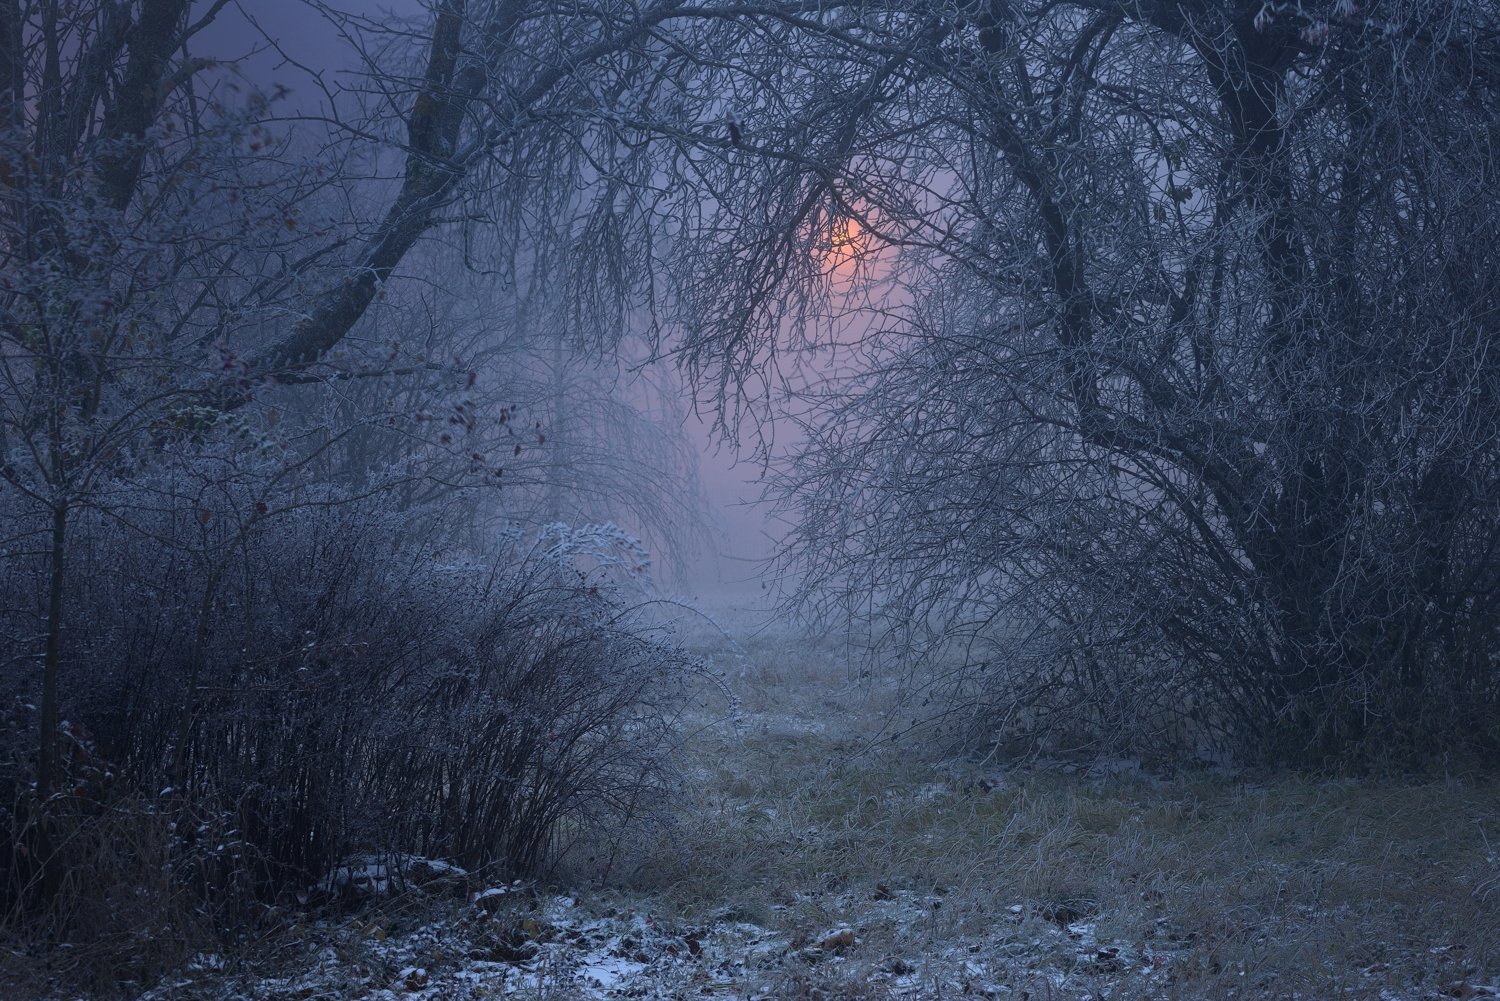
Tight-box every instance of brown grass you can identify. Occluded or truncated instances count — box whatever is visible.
[16,606,1494,999]
[615,610,1500,999]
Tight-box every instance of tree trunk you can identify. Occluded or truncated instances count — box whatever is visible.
[34,499,68,902]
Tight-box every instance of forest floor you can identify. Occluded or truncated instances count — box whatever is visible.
[132,604,1500,999]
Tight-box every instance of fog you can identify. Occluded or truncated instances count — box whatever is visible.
[4,2,1497,994]
[197,0,785,598]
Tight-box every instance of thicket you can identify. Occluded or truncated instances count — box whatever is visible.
[0,474,698,989]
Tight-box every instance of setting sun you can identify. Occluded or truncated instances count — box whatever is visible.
[822,213,872,273]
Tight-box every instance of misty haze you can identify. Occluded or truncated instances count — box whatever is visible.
[1,1,1497,998]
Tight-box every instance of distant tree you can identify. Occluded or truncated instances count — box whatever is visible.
[284,225,716,581]
[489,243,714,581]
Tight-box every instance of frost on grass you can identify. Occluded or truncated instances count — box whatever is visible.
[66,614,1500,1001]
[137,884,1199,1001]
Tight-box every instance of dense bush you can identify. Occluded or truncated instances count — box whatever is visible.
[0,479,700,985]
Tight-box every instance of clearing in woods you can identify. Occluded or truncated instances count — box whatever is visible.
[134,604,1499,1000]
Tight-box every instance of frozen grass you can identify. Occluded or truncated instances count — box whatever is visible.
[32,607,1499,999]
[614,609,1500,999]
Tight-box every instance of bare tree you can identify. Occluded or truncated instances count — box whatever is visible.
[632,0,1500,764]
[0,0,728,925]
[0,0,731,818]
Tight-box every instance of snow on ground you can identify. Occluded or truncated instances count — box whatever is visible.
[116,610,1500,1001]
[138,878,1201,1000]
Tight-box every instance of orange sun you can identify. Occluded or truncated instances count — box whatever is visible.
[822,215,870,272]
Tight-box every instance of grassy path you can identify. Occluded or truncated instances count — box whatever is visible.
[127,613,1500,999]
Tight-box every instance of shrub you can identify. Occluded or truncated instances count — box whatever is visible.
[0,480,699,989]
